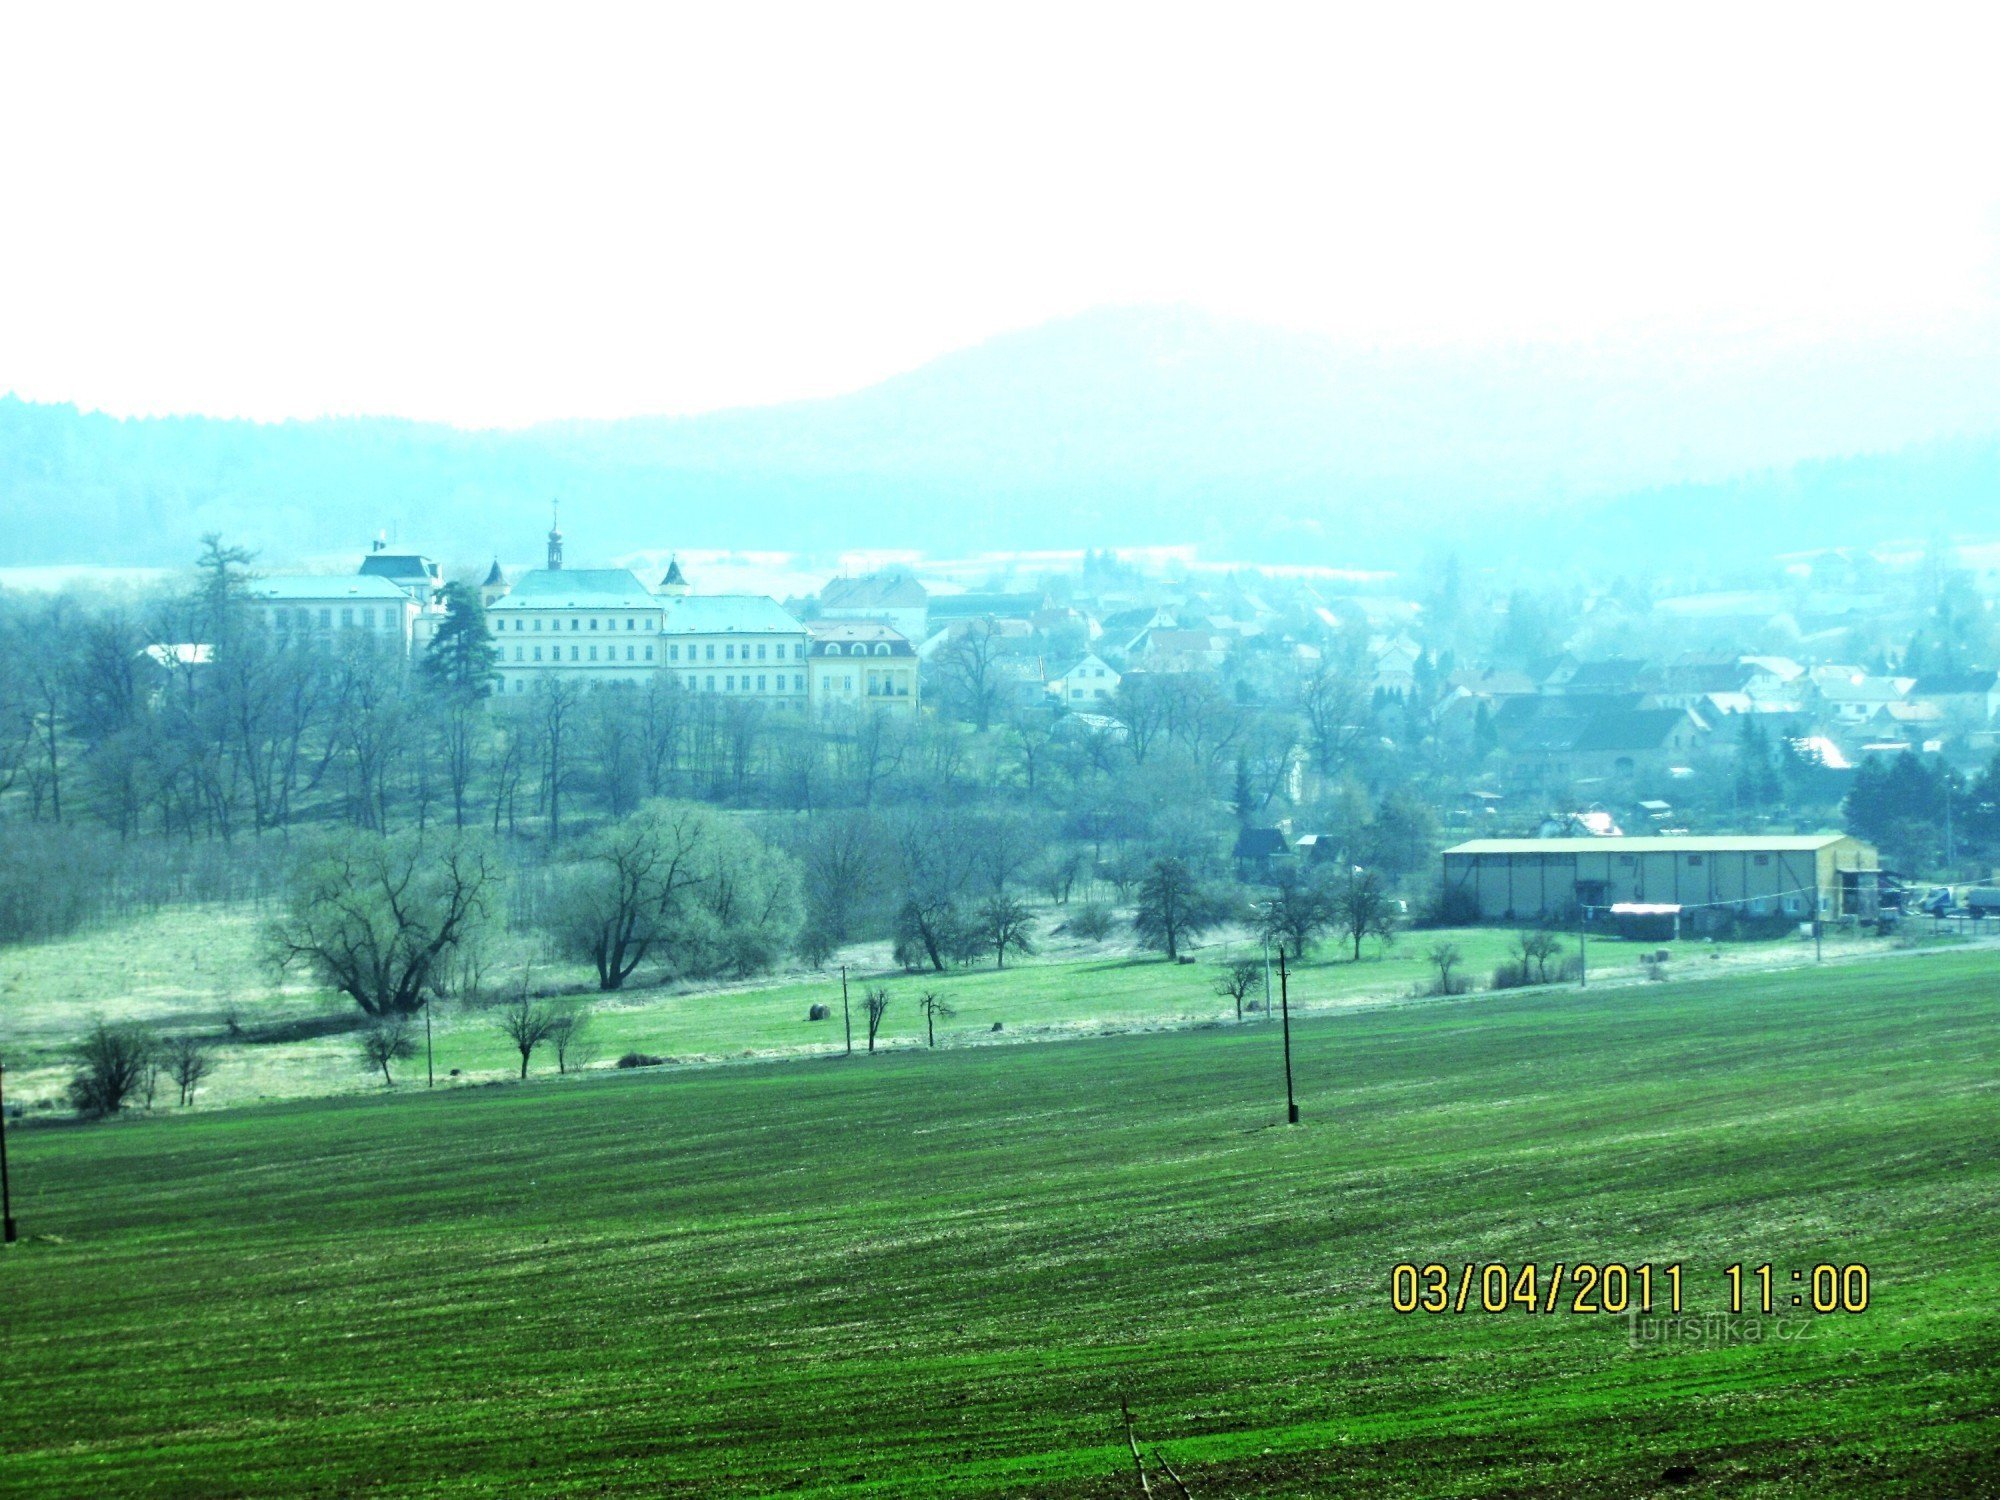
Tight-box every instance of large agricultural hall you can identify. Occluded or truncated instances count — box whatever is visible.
[1439,835,1884,927]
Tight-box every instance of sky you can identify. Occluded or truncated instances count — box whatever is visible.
[2,2,1998,426]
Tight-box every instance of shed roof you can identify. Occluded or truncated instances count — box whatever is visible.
[1445,835,1853,856]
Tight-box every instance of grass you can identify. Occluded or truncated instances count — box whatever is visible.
[2,949,1996,1495]
[0,900,1880,1111]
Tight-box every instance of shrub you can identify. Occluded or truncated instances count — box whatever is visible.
[616,1052,665,1069]
[1490,959,1532,990]
[1062,901,1115,943]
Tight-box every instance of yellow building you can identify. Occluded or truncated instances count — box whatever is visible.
[1440,834,1882,924]
[807,620,920,717]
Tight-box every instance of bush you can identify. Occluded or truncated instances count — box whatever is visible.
[1490,959,1532,990]
[1062,900,1115,943]
[616,1052,665,1069]
[68,1022,158,1117]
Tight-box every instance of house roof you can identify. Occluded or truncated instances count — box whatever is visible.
[358,554,440,581]
[1049,653,1115,680]
[1234,827,1291,859]
[488,569,659,610]
[808,620,914,655]
[1446,834,1853,856]
[1569,709,1695,753]
[662,595,805,634]
[248,574,412,603]
[820,571,928,611]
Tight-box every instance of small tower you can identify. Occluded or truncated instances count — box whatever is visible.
[546,500,564,571]
[480,558,509,608]
[658,554,690,597]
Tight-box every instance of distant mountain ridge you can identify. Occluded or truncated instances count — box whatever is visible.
[4,305,1999,572]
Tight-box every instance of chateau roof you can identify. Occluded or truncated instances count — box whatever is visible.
[488,569,658,609]
[248,575,411,602]
[662,595,804,634]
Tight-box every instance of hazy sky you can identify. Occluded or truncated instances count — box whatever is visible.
[3,3,1997,426]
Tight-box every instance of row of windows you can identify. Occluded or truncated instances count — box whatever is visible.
[496,616,656,633]
[682,673,804,694]
[821,642,898,657]
[264,607,401,630]
[511,644,655,663]
[819,674,914,696]
[667,641,803,662]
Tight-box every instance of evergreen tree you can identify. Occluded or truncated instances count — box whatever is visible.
[421,582,499,697]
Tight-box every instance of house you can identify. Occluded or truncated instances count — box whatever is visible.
[1047,652,1121,705]
[249,575,422,654]
[1909,671,2000,726]
[1809,668,1914,724]
[817,569,928,641]
[1371,634,1422,700]
[807,620,919,716]
[1441,834,1883,924]
[1234,826,1292,879]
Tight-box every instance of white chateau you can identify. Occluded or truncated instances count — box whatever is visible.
[245,512,919,717]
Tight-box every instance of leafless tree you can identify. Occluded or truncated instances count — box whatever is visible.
[862,985,891,1052]
[497,988,558,1078]
[358,1016,417,1086]
[917,989,955,1048]
[546,1005,596,1074]
[977,895,1037,969]
[935,618,1006,731]
[1214,957,1261,1021]
[164,1035,213,1106]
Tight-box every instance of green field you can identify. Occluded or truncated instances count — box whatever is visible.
[3,950,1996,1496]
[0,900,1881,1111]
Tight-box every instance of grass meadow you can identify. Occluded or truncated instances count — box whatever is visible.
[2,947,1995,1495]
[0,900,1895,1111]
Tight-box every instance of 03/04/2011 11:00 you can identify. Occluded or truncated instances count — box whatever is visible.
[1390,1262,1872,1316]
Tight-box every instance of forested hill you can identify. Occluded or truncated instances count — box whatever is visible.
[5,305,2000,570]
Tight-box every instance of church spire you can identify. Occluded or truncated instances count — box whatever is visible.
[546,499,563,571]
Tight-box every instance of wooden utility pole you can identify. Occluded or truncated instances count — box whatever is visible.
[424,995,435,1088]
[1279,948,1299,1125]
[0,1054,18,1244]
[1578,902,1588,988]
[840,965,853,1056]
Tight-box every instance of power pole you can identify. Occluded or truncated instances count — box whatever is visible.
[1578,903,1588,988]
[1279,948,1299,1125]
[1,1055,18,1244]
[840,965,853,1057]
[424,995,435,1089]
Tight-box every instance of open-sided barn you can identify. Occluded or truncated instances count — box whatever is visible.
[1440,835,1882,925]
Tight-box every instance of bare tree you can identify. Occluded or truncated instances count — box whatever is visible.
[1426,941,1465,995]
[1214,957,1261,1021]
[358,1016,417,1086]
[862,985,891,1053]
[1516,929,1562,984]
[977,895,1037,969]
[164,1035,213,1106]
[917,989,955,1048]
[497,989,558,1078]
[546,1005,595,1074]
[935,618,1005,731]
[1332,871,1398,960]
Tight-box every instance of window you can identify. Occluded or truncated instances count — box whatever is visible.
[757,675,766,691]
[533,647,542,662]
[705,645,715,661]
[705,675,715,692]
[589,645,598,661]
[794,674,804,692]
[626,618,635,631]
[570,645,579,661]
[340,608,353,627]
[725,644,736,661]
[756,644,766,661]
[590,618,598,630]
[569,619,578,631]
[820,675,830,691]
[513,679,523,693]
[513,647,522,661]
[877,643,889,656]
[625,646,634,661]
[670,644,680,661]
[644,646,653,660]
[318,608,332,627]
[534,619,542,631]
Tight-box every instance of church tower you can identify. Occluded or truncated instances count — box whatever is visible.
[546,501,564,571]
[480,558,509,607]
[658,555,690,597]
